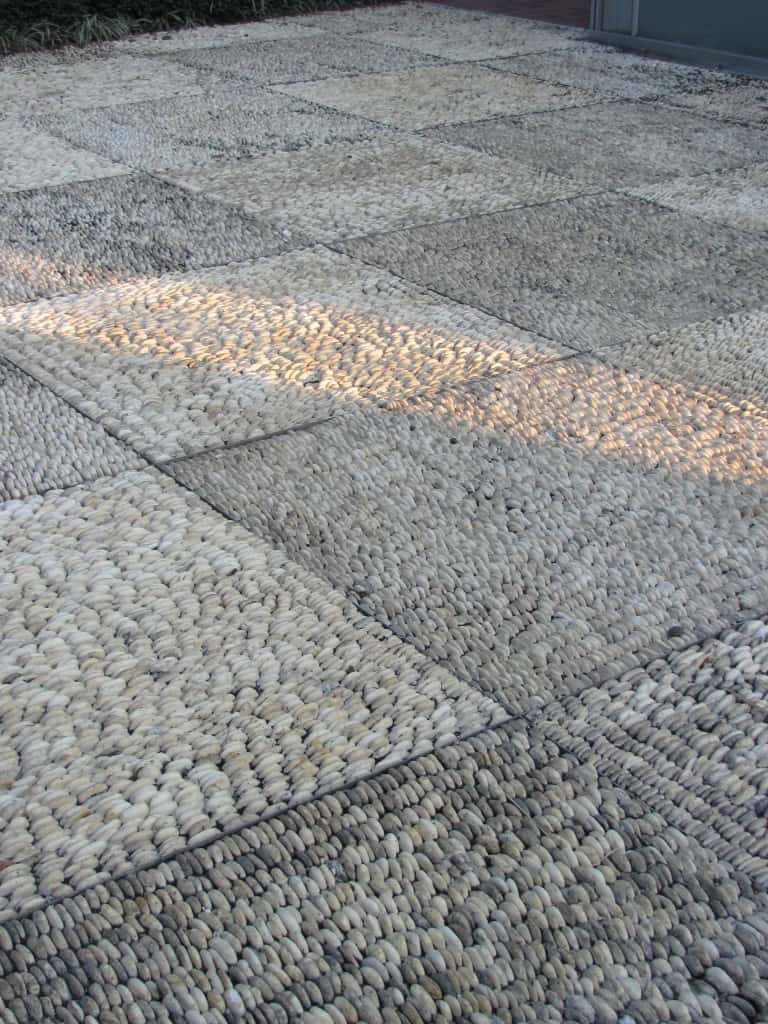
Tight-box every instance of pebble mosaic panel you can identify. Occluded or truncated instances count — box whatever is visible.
[0,247,565,460]
[170,359,768,707]
[0,470,503,920]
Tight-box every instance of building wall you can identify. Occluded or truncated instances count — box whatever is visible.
[638,0,768,59]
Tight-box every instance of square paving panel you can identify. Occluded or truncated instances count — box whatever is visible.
[630,163,768,236]
[0,247,565,460]
[170,358,768,709]
[35,86,386,174]
[340,193,768,347]
[166,34,443,86]
[0,357,143,500]
[0,117,127,194]
[299,0,525,34]
[489,43,734,100]
[427,101,768,189]
[0,52,209,116]
[170,135,596,241]
[277,63,594,130]
[540,615,768,885]
[0,469,503,919]
[2,718,766,1020]
[360,10,585,61]
[0,174,301,307]
[590,309,768,415]
[664,79,768,126]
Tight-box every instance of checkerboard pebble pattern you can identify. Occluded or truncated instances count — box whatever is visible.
[34,87,386,173]
[166,34,443,86]
[340,192,768,346]
[0,54,209,117]
[0,118,126,194]
[303,0,583,52]
[591,309,768,414]
[300,0,487,33]
[0,175,300,307]
[426,100,768,189]
[630,163,768,235]
[278,63,595,131]
[1,719,767,1024]
[490,43,735,100]
[0,247,564,460]
[357,9,585,61]
[2,6,768,1017]
[539,616,768,886]
[664,79,768,126]
[169,135,596,241]
[0,469,503,919]
[0,358,143,500]
[170,359,768,708]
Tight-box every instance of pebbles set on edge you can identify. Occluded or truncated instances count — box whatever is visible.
[0,4,767,1022]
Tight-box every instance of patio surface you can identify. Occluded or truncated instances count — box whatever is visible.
[1,3,768,1021]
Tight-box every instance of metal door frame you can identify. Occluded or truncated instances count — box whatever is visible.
[590,0,639,35]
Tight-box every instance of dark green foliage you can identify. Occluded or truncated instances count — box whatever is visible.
[0,0,390,53]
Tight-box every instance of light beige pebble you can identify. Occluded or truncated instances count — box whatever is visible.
[0,469,503,919]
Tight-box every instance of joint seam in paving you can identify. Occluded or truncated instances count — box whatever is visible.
[0,350,338,477]
[0,707,530,927]
[324,230,627,356]
[157,167,609,255]
[0,591,762,926]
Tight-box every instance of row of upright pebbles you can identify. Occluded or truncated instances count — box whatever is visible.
[1,707,768,1024]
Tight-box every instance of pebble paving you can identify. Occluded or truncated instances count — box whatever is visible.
[0,175,302,307]
[340,192,768,346]
[169,358,768,707]
[278,62,595,130]
[0,247,563,459]
[488,43,735,100]
[629,163,768,236]
[426,101,768,189]
[169,136,594,242]
[0,118,127,194]
[590,309,768,413]
[1,4,768,1022]
[34,86,387,173]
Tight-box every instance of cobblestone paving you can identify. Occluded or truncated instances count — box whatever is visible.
[1,5,767,1022]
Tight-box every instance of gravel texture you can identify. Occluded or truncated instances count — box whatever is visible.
[35,87,386,173]
[1,717,767,1024]
[278,63,595,130]
[0,118,126,194]
[340,192,768,347]
[110,16,323,53]
[169,135,596,241]
[2,6,768,1019]
[0,175,301,307]
[630,162,768,235]
[490,43,735,100]
[302,0,585,54]
[165,34,444,86]
[427,100,768,189]
[0,357,143,500]
[0,469,503,919]
[357,8,585,61]
[664,80,768,125]
[540,616,768,886]
[0,247,564,460]
[590,309,768,414]
[170,358,768,708]
[0,54,209,117]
